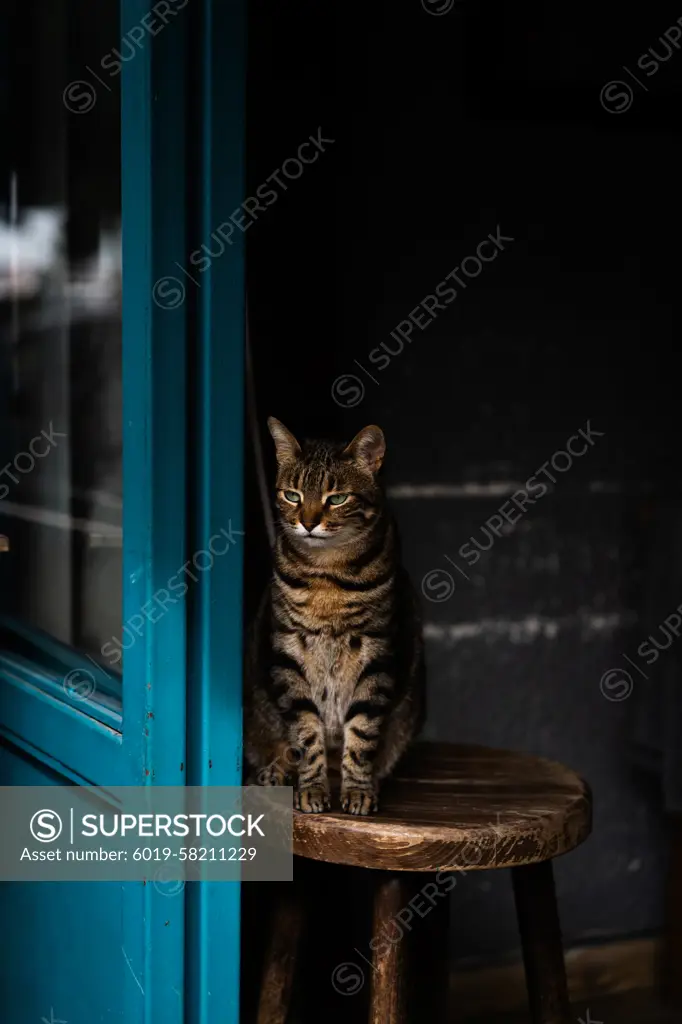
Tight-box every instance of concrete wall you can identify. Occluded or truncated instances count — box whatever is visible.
[247,0,680,960]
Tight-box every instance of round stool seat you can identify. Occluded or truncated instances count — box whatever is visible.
[293,742,592,872]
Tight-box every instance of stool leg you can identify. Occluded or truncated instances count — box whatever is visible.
[512,860,571,1024]
[368,872,451,1024]
[256,884,304,1024]
[369,875,410,1024]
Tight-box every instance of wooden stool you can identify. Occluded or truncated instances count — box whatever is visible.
[257,742,592,1024]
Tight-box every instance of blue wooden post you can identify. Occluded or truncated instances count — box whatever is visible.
[120,0,189,1020]
[185,0,246,1021]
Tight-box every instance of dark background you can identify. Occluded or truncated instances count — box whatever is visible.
[245,0,682,975]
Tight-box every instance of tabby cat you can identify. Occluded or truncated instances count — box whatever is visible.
[244,418,425,815]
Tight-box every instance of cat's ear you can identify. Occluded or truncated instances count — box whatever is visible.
[343,425,385,474]
[267,417,301,463]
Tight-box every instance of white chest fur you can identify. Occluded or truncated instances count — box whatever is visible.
[304,632,360,746]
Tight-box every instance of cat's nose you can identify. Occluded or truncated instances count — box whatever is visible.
[302,521,317,534]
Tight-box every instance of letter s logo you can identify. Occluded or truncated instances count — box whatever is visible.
[30,809,63,843]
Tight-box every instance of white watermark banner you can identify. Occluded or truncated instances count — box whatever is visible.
[0,786,292,882]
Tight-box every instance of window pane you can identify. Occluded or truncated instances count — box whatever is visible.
[0,0,122,670]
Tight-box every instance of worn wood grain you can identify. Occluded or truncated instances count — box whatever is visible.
[256,884,304,1024]
[369,875,410,1024]
[293,742,592,872]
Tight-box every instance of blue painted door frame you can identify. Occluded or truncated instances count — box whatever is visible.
[185,0,246,1019]
[0,1,245,1021]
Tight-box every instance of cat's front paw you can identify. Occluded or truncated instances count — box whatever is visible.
[340,788,378,816]
[295,786,330,813]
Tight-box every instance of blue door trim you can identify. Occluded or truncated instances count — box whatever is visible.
[0,1,246,1020]
[120,0,187,789]
[120,0,189,1020]
[185,1,246,1021]
[0,616,122,703]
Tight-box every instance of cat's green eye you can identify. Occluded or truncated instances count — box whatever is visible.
[328,493,349,505]
[282,490,301,504]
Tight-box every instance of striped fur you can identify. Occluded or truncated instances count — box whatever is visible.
[244,419,425,815]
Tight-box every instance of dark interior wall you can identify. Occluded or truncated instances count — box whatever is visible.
[246,0,682,959]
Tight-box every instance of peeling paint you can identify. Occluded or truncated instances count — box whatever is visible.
[389,482,526,499]
[424,610,632,645]
[388,481,654,499]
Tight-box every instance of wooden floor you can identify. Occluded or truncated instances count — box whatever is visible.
[463,989,675,1023]
[288,988,674,1023]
